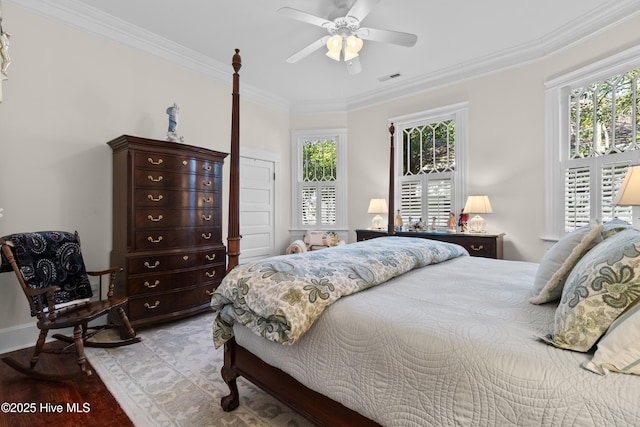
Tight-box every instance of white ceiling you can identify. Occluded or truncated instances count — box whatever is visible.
[13,0,640,112]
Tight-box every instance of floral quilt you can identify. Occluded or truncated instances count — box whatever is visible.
[211,236,468,347]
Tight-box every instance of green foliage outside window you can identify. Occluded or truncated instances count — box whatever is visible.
[302,139,337,182]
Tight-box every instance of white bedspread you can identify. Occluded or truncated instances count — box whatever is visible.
[234,256,640,426]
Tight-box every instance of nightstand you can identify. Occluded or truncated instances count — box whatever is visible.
[355,229,504,259]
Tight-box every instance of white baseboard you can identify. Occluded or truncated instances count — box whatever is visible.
[0,319,106,354]
[0,322,44,354]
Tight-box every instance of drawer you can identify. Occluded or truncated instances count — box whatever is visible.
[134,208,221,229]
[134,227,222,251]
[127,283,220,320]
[135,189,220,209]
[127,265,225,295]
[134,168,222,190]
[127,247,225,274]
[135,152,223,176]
[458,240,496,258]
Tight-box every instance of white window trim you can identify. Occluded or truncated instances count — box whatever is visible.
[390,102,469,219]
[290,128,348,231]
[544,44,640,241]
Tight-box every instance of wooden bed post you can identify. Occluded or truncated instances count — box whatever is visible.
[387,123,395,235]
[222,49,242,413]
[227,48,242,272]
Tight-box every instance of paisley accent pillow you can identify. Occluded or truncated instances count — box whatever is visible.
[530,224,603,304]
[542,228,640,352]
[582,299,640,375]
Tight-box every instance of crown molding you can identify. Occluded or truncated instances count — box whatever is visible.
[6,0,290,112]
[7,0,639,115]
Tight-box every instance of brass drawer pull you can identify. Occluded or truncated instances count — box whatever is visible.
[206,289,215,296]
[206,271,216,278]
[183,255,189,261]
[147,157,163,165]
[202,233,212,240]
[182,160,188,166]
[469,244,484,251]
[202,197,212,203]
[203,180,212,186]
[148,175,163,182]
[144,301,160,309]
[203,164,212,171]
[144,261,160,269]
[147,236,163,243]
[206,254,216,261]
[147,214,164,222]
[144,280,159,288]
[148,194,163,202]
[202,214,212,221]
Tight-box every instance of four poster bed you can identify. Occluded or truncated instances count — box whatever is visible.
[215,50,640,426]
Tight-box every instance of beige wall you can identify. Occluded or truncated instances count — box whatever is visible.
[0,5,289,350]
[1,4,639,351]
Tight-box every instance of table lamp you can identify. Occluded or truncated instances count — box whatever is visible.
[368,198,388,230]
[464,195,492,233]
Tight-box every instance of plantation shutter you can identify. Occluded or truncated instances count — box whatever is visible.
[427,178,452,225]
[320,186,336,224]
[400,180,422,223]
[564,167,591,231]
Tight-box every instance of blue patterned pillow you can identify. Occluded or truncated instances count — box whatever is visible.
[542,228,640,352]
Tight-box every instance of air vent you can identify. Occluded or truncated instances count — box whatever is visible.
[378,73,401,82]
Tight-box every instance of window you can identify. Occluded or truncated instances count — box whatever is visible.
[546,47,640,238]
[392,103,468,227]
[291,129,347,230]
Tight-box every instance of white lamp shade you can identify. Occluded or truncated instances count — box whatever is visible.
[463,195,493,214]
[614,165,640,205]
[367,198,388,214]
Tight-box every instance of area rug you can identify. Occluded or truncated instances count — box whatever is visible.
[85,311,313,427]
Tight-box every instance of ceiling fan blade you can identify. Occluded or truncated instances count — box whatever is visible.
[357,27,417,47]
[346,0,382,22]
[278,7,332,28]
[286,36,330,63]
[346,56,362,75]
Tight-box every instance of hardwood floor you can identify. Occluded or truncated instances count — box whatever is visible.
[0,342,133,427]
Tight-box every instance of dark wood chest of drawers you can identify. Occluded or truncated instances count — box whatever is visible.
[355,229,504,259]
[108,135,227,328]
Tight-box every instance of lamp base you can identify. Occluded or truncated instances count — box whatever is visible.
[468,215,486,233]
[371,214,384,230]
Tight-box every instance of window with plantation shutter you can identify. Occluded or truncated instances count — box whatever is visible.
[393,104,468,229]
[564,167,591,230]
[547,57,640,238]
[291,129,347,230]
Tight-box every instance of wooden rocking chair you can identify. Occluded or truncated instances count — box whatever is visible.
[0,230,140,381]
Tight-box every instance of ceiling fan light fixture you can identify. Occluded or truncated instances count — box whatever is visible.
[343,35,363,61]
[346,35,363,54]
[326,34,343,60]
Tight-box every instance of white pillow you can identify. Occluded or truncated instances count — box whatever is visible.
[582,299,640,376]
[530,224,603,304]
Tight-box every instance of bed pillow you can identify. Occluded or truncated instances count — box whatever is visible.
[530,224,603,304]
[601,218,633,240]
[541,228,640,352]
[582,299,640,375]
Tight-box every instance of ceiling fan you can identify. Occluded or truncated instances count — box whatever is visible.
[279,0,417,75]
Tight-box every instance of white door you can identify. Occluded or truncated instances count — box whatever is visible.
[239,156,276,263]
